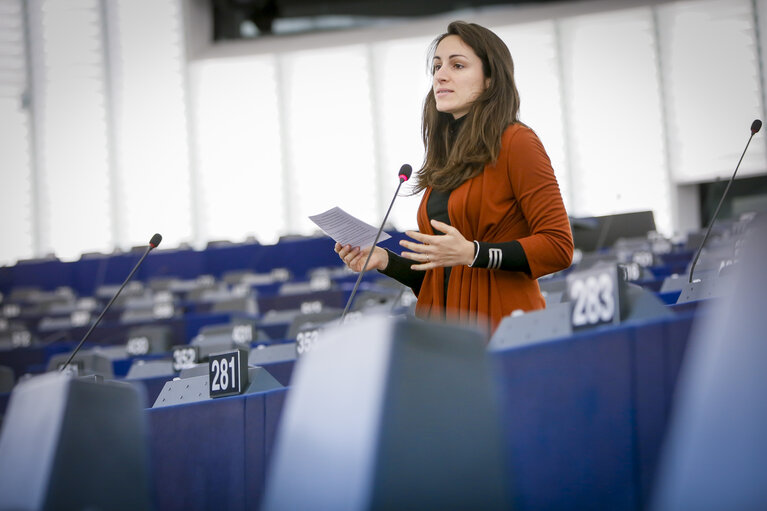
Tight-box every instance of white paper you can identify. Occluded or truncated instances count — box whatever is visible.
[309,207,391,248]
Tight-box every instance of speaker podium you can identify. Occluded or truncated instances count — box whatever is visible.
[262,315,511,511]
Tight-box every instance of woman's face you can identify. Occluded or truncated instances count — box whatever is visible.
[432,35,489,119]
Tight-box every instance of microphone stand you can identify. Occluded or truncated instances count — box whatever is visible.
[60,234,161,373]
[340,168,411,323]
[688,121,761,283]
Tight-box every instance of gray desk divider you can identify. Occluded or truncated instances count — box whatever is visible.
[46,351,115,379]
[125,359,175,380]
[488,301,573,350]
[620,282,675,323]
[675,276,726,305]
[489,280,672,352]
[249,342,297,365]
[0,372,152,511]
[178,362,210,378]
[542,289,565,304]
[660,274,688,294]
[286,309,343,339]
[126,324,174,354]
[191,321,259,360]
[262,315,510,511]
[152,366,282,408]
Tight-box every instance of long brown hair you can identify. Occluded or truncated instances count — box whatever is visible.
[414,21,520,193]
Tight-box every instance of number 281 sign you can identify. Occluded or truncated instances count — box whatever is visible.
[209,349,249,398]
[566,264,621,330]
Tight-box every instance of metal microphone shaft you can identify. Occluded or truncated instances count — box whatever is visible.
[60,233,162,372]
[340,165,412,322]
[688,120,761,283]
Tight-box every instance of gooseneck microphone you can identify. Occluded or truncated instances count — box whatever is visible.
[59,233,162,373]
[340,164,412,322]
[688,119,761,283]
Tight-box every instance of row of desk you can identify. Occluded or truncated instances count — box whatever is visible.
[0,235,408,298]
[0,234,710,510]
[140,306,701,511]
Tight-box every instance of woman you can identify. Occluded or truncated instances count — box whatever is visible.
[335,21,573,336]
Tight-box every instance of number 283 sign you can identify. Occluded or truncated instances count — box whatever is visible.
[566,264,621,330]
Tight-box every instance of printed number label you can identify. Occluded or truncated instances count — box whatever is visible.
[153,303,174,319]
[568,269,618,329]
[2,304,20,318]
[309,275,331,290]
[296,329,320,356]
[619,262,642,282]
[232,284,249,297]
[632,251,654,267]
[232,324,253,344]
[127,336,150,356]
[209,350,246,398]
[300,300,322,314]
[172,346,198,372]
[71,310,90,327]
[210,357,235,392]
[11,330,32,348]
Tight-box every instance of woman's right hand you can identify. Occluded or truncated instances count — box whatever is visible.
[335,243,389,273]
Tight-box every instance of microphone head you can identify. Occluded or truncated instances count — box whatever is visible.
[398,164,413,182]
[149,233,162,248]
[751,119,762,134]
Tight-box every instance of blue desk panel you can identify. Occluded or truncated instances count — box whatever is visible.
[630,312,693,507]
[0,266,13,295]
[491,326,637,511]
[141,249,207,283]
[147,389,288,511]
[148,395,252,511]
[11,259,75,292]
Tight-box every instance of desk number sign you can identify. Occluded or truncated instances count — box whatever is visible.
[295,327,321,357]
[126,335,150,356]
[566,263,621,330]
[209,349,248,398]
[171,345,199,372]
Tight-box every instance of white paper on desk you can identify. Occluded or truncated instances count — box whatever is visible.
[309,207,391,248]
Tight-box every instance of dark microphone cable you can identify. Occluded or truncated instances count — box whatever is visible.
[60,233,162,373]
[688,119,761,283]
[340,164,412,323]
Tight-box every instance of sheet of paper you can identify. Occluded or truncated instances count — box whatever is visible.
[309,207,391,248]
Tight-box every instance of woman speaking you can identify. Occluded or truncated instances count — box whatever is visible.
[336,21,573,336]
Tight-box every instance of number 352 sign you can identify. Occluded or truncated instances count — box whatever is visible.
[566,264,621,330]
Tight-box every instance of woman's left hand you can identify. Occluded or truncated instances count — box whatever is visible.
[400,219,475,270]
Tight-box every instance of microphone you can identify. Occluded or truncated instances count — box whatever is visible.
[688,120,761,283]
[340,164,412,322]
[59,233,162,373]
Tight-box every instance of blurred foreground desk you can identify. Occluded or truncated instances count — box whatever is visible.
[492,311,695,511]
[146,310,697,511]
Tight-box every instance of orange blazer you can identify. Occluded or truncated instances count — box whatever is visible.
[415,123,573,336]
